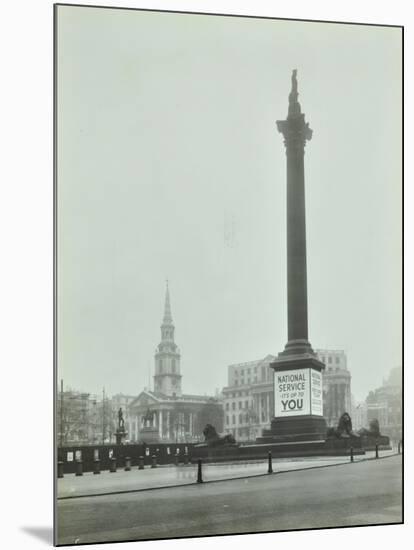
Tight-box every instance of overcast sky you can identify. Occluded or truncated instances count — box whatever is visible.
[57,6,402,403]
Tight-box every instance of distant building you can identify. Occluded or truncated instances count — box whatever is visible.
[365,366,402,441]
[351,397,368,431]
[111,393,137,412]
[57,388,93,445]
[128,283,223,443]
[315,349,352,427]
[221,355,276,442]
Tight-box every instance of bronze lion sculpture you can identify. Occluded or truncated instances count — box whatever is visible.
[203,424,236,446]
[327,412,357,439]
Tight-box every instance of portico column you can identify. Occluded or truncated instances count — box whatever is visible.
[159,410,163,439]
[267,394,270,422]
[258,394,262,423]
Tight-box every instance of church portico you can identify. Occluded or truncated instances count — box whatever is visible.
[128,391,220,443]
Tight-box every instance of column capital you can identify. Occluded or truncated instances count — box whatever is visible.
[276,115,312,152]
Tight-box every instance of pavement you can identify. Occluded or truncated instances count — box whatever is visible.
[56,453,402,545]
[57,448,398,499]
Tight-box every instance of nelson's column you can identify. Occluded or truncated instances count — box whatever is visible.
[260,70,327,444]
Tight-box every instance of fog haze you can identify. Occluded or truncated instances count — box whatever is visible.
[57,7,402,402]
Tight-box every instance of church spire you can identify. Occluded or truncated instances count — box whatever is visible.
[163,279,173,324]
[154,281,182,396]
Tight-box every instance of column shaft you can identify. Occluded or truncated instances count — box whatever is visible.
[286,148,308,343]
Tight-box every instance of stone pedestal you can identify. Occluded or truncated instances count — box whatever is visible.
[261,354,327,443]
[258,416,327,444]
[359,434,391,451]
[139,426,159,444]
[115,428,127,446]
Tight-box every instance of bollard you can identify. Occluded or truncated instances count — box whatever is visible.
[109,457,117,473]
[138,456,144,470]
[375,444,379,459]
[174,454,179,466]
[93,459,101,474]
[184,453,189,465]
[75,460,83,477]
[350,447,354,463]
[197,459,203,483]
[124,457,131,471]
[267,451,273,474]
[151,454,157,469]
[57,461,64,478]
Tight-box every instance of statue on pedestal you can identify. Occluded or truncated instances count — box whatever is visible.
[118,407,125,431]
[143,408,154,428]
[115,407,127,445]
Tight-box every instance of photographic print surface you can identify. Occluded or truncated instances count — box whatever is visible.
[55,4,403,546]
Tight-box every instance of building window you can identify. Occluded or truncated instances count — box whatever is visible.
[226,415,229,425]
[225,403,229,411]
[245,400,248,408]
[172,359,176,373]
[159,359,163,372]
[232,402,236,411]
[239,414,243,424]
[232,415,235,425]
[239,402,242,410]
[328,356,332,364]
[335,356,340,364]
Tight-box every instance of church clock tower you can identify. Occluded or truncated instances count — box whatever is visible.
[153,282,182,396]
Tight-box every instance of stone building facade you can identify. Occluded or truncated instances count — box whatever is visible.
[315,349,352,427]
[365,366,402,442]
[221,355,276,442]
[351,399,368,431]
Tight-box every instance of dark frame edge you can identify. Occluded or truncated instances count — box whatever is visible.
[53,2,404,30]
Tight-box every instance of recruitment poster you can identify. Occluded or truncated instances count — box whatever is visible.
[274,368,323,417]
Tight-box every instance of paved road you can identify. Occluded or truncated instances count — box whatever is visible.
[57,455,402,545]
